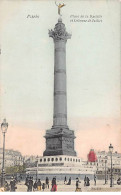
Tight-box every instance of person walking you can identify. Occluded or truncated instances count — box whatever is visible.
[94,174,96,186]
[76,178,78,189]
[4,181,10,192]
[84,175,87,186]
[37,179,42,191]
[86,177,90,186]
[51,177,57,192]
[28,177,33,192]
[64,176,67,184]
[33,180,37,191]
[52,177,56,188]
[25,175,29,190]
[46,177,49,189]
[117,177,121,185]
[75,178,81,192]
[69,177,71,185]
[42,183,45,191]
[10,177,17,192]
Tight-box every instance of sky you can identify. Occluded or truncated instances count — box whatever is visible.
[0,0,120,160]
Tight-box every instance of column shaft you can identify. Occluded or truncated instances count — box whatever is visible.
[53,40,67,126]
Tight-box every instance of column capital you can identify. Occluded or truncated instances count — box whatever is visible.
[49,18,71,41]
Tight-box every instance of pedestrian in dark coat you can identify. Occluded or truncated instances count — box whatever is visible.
[42,183,45,191]
[86,177,90,186]
[28,177,33,192]
[51,177,57,192]
[10,177,16,192]
[84,175,87,186]
[94,174,96,186]
[52,177,56,187]
[33,180,37,191]
[46,177,49,188]
[75,178,81,192]
[37,179,41,191]
[25,176,29,186]
[64,176,67,184]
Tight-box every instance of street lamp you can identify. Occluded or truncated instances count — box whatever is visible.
[1,119,8,186]
[36,155,38,181]
[109,143,113,187]
[1,119,8,187]
[104,156,107,184]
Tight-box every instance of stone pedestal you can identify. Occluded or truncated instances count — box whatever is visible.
[43,127,76,156]
[43,18,76,157]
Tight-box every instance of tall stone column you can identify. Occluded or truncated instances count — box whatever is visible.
[49,18,71,127]
[43,18,76,157]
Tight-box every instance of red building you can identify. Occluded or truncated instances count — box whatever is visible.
[88,149,97,162]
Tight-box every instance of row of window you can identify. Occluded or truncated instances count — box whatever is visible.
[98,159,120,164]
[108,169,121,173]
[87,162,98,166]
[40,157,81,163]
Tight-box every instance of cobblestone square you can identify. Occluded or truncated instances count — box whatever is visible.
[15,180,121,192]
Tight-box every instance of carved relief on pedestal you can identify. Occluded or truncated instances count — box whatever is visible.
[62,137,74,150]
[46,137,61,150]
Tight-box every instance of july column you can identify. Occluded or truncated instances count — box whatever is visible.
[49,18,71,127]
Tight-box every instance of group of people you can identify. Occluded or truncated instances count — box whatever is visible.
[25,176,48,191]
[25,176,57,192]
[75,175,92,191]
[1,174,95,192]
[84,175,90,186]
[1,176,17,192]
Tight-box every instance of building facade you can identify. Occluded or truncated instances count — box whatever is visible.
[24,155,38,168]
[86,149,121,180]
[0,148,23,169]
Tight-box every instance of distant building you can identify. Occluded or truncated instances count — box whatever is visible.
[86,149,121,180]
[96,150,121,170]
[96,150,121,180]
[24,155,38,168]
[0,148,23,169]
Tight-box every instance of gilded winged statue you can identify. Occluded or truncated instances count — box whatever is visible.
[55,2,66,16]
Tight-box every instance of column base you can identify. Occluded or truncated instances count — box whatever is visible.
[43,126,77,157]
[43,149,76,156]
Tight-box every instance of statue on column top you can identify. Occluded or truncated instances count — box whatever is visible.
[55,1,66,16]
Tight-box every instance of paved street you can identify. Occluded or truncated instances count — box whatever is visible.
[15,180,121,192]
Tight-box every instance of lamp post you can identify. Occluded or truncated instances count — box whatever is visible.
[1,119,8,187]
[36,155,38,181]
[104,156,107,184]
[109,143,113,187]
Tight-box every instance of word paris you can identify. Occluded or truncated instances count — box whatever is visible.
[27,15,39,18]
[70,14,102,23]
